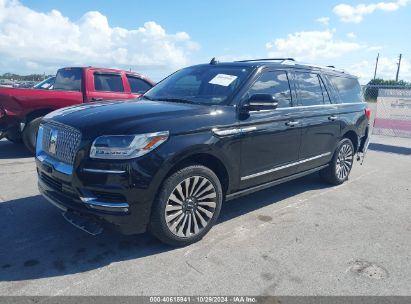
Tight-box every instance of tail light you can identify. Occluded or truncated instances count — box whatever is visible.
[365,108,371,120]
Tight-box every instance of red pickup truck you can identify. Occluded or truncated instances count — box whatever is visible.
[0,67,155,152]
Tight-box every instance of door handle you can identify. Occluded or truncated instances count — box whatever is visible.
[285,121,299,127]
[91,97,103,102]
[328,115,337,121]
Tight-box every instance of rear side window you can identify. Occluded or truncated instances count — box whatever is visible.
[328,75,362,103]
[127,76,152,94]
[248,71,292,108]
[94,73,124,92]
[53,68,82,91]
[294,72,327,106]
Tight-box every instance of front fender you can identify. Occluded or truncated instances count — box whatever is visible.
[153,131,241,194]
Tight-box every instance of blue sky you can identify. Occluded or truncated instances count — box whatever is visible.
[1,0,410,83]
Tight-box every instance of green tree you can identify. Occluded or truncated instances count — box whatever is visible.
[364,78,411,101]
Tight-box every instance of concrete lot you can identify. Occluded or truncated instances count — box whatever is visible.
[0,132,410,296]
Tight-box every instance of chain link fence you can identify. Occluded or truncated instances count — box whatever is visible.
[362,85,411,138]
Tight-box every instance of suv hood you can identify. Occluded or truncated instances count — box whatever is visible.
[43,100,234,138]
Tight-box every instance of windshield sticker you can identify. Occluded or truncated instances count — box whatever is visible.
[209,74,238,87]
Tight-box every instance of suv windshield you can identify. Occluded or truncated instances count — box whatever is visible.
[144,65,251,105]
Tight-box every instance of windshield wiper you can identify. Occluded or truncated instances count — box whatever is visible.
[142,95,154,101]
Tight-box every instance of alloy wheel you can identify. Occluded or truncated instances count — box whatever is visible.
[165,176,217,238]
[336,143,353,180]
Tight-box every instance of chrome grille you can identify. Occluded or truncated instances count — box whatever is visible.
[41,122,82,165]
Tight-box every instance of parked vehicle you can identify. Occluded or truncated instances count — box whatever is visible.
[35,58,370,246]
[0,67,154,152]
[33,76,56,90]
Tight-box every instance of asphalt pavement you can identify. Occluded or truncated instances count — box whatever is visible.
[0,131,410,296]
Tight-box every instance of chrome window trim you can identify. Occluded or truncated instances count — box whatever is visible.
[241,152,331,181]
[274,102,364,111]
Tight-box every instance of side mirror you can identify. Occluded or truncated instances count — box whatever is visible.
[245,94,278,112]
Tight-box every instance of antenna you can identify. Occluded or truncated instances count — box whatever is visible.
[210,57,218,65]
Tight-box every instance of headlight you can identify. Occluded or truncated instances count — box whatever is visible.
[90,131,169,159]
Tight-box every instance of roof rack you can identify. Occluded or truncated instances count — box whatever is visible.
[209,57,219,65]
[235,58,295,63]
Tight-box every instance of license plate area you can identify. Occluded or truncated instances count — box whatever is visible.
[62,211,103,235]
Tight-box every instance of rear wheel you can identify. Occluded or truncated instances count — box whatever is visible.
[320,138,354,185]
[22,117,42,154]
[149,165,223,246]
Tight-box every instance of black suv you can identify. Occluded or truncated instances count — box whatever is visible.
[36,58,370,246]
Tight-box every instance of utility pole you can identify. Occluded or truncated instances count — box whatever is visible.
[395,54,402,82]
[373,53,379,80]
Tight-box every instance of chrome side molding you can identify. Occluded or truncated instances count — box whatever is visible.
[241,152,331,181]
[212,126,257,137]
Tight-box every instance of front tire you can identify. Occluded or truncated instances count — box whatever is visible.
[320,138,354,185]
[22,117,42,154]
[149,165,223,246]
[6,135,23,144]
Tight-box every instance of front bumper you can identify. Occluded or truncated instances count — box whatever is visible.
[35,145,165,235]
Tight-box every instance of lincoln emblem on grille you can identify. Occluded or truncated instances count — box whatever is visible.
[49,129,58,154]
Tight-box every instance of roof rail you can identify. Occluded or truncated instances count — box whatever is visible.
[296,62,345,73]
[235,58,295,63]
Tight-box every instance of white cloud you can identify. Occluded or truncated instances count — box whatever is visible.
[316,17,330,26]
[333,0,409,23]
[347,32,357,39]
[0,0,199,75]
[266,30,362,62]
[349,57,411,83]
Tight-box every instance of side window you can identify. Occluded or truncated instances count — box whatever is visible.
[94,73,124,92]
[294,72,324,106]
[127,76,153,94]
[328,75,362,103]
[248,71,292,108]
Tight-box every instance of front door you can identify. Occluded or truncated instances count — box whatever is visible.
[239,70,302,189]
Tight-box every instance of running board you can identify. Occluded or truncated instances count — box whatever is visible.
[226,165,328,201]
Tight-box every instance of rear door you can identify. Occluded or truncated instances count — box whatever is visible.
[86,71,132,102]
[126,75,154,98]
[291,70,340,172]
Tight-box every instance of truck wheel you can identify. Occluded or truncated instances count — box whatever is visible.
[22,117,42,154]
[320,138,354,185]
[149,165,223,246]
[6,134,23,144]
